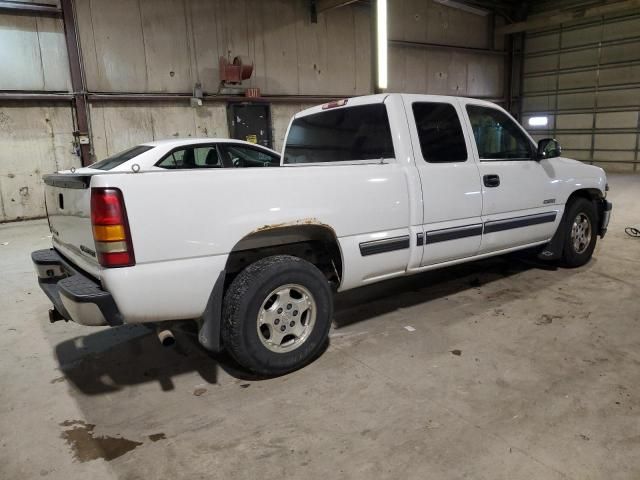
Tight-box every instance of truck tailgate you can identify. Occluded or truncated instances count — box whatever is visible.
[44,174,101,279]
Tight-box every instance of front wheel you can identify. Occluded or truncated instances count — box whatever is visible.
[221,255,333,375]
[561,197,598,268]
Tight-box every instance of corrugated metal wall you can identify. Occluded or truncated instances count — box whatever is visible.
[521,13,640,172]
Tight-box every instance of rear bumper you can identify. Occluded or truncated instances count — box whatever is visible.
[32,249,123,327]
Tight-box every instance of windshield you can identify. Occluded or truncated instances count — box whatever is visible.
[89,145,154,171]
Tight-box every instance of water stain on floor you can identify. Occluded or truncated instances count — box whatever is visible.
[59,420,142,462]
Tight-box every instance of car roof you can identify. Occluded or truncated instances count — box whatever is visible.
[140,137,278,153]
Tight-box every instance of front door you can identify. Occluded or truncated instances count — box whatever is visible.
[403,96,483,266]
[462,101,561,254]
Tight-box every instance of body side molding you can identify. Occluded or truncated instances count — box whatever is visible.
[359,235,410,256]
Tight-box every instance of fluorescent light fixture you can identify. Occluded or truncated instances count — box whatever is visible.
[433,0,489,16]
[528,116,549,127]
[377,0,387,90]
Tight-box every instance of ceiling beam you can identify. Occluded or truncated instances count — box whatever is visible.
[317,0,360,13]
[496,0,640,34]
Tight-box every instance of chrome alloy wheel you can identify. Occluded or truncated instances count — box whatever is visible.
[257,284,316,353]
[571,212,592,254]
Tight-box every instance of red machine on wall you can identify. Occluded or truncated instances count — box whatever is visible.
[219,55,255,95]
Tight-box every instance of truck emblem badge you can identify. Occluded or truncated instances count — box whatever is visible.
[543,198,556,204]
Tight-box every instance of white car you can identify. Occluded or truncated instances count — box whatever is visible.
[33,94,612,375]
[66,138,281,173]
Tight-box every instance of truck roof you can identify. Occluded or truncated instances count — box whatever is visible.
[293,93,498,119]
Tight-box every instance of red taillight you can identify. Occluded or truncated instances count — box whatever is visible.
[91,188,135,268]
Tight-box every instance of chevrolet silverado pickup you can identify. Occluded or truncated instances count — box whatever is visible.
[33,94,612,375]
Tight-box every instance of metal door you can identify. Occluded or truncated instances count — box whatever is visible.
[227,103,273,149]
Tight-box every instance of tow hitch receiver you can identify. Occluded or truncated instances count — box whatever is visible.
[49,308,66,324]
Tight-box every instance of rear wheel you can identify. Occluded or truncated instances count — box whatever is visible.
[221,255,332,375]
[561,197,598,267]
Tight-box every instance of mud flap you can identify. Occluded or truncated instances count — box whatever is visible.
[197,270,226,353]
[537,210,568,261]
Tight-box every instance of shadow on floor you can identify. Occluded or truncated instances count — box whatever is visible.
[55,254,557,395]
[333,254,556,328]
[54,324,256,395]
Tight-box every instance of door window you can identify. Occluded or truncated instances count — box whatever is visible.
[412,102,467,163]
[466,105,534,160]
[156,145,223,169]
[218,144,280,167]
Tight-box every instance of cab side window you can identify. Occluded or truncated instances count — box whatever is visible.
[466,105,534,160]
[219,144,280,167]
[412,102,467,163]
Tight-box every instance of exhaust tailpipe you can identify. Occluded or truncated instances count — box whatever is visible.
[157,328,176,347]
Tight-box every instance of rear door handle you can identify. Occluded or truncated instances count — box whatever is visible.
[483,174,500,188]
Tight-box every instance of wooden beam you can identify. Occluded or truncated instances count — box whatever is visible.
[496,0,640,35]
[317,0,360,13]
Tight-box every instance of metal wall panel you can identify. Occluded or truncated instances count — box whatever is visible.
[389,46,503,98]
[0,104,78,221]
[387,0,500,98]
[80,0,148,92]
[89,101,316,160]
[0,13,71,91]
[389,0,490,48]
[139,0,192,93]
[89,102,228,161]
[522,13,640,171]
[75,0,372,96]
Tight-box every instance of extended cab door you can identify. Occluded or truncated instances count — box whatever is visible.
[402,95,483,266]
[461,100,561,254]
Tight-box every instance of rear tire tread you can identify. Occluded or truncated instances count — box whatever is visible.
[221,255,332,376]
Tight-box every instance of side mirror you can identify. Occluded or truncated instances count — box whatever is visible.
[536,138,562,160]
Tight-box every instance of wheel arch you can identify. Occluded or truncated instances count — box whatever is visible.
[224,222,344,288]
[567,187,604,204]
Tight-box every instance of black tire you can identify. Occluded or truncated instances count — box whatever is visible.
[221,255,333,375]
[560,197,598,268]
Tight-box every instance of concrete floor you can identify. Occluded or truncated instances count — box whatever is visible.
[1,174,639,480]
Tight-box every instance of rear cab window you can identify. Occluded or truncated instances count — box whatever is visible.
[284,104,395,164]
[89,145,154,170]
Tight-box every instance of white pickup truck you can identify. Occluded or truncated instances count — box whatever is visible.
[33,94,612,375]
